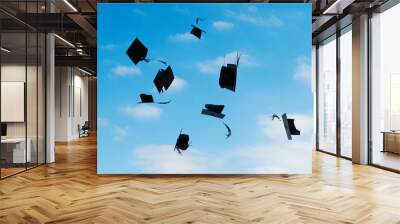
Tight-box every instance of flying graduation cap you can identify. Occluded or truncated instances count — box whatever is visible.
[282,113,301,140]
[191,25,206,39]
[190,17,206,39]
[153,66,175,93]
[174,130,190,154]
[137,94,171,104]
[272,114,281,121]
[219,52,241,92]
[201,104,225,119]
[126,38,149,65]
[223,122,232,139]
[201,104,231,139]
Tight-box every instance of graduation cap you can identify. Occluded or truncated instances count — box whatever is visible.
[174,130,190,154]
[190,25,205,39]
[201,104,225,119]
[137,93,171,104]
[272,114,281,121]
[126,38,149,65]
[153,66,175,93]
[195,17,205,24]
[157,60,168,65]
[190,17,206,39]
[223,122,232,139]
[219,52,241,92]
[219,64,237,92]
[282,113,300,140]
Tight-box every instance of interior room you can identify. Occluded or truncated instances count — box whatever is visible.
[0,9,46,178]
[1,0,400,223]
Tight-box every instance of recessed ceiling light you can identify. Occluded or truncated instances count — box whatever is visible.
[78,67,93,76]
[63,0,78,12]
[322,0,354,15]
[1,47,11,53]
[54,34,75,48]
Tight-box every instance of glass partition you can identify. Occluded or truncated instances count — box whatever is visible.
[38,32,45,165]
[27,30,38,169]
[0,1,46,179]
[1,30,28,177]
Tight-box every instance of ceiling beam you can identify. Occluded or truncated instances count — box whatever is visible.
[55,55,96,72]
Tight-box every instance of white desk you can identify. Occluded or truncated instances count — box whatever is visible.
[1,138,31,163]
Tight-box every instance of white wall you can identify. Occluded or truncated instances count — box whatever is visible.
[1,63,46,164]
[55,67,89,141]
[1,65,38,137]
[55,66,69,141]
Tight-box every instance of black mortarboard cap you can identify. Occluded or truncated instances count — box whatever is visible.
[190,25,205,39]
[153,66,175,93]
[175,132,190,154]
[201,104,225,119]
[282,113,301,140]
[219,64,237,92]
[126,38,148,65]
[137,93,171,104]
[139,94,154,103]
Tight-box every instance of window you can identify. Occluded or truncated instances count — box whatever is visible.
[370,3,400,171]
[339,27,352,158]
[317,35,337,154]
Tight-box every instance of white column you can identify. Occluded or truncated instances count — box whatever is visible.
[352,14,369,164]
[46,33,55,163]
[45,1,55,163]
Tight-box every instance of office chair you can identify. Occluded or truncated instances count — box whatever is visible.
[79,121,90,138]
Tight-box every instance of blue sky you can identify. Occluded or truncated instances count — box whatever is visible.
[98,3,313,174]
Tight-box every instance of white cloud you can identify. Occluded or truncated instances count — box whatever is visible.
[130,112,313,174]
[130,141,312,174]
[103,59,115,64]
[98,117,129,141]
[98,117,110,127]
[133,9,147,16]
[127,113,313,173]
[231,142,312,174]
[238,14,283,27]
[196,51,258,74]
[113,126,128,141]
[257,113,313,140]
[101,44,116,50]
[169,77,187,92]
[174,6,190,14]
[247,5,258,13]
[169,32,197,42]
[132,145,222,173]
[122,105,161,120]
[111,65,141,77]
[293,56,311,81]
[225,10,283,28]
[212,21,234,31]
[257,115,286,140]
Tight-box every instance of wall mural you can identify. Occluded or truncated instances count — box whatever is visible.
[98,3,313,174]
